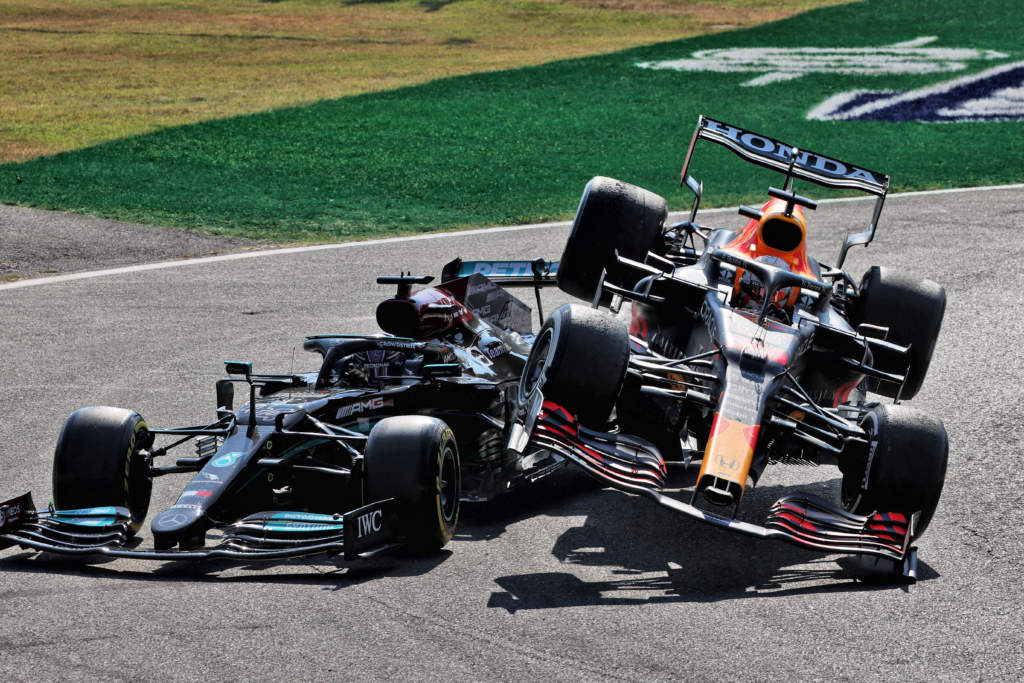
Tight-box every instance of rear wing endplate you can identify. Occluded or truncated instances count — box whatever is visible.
[441,258,559,329]
[681,116,890,267]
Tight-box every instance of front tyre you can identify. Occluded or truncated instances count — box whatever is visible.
[52,406,153,535]
[840,404,948,539]
[364,416,460,553]
[557,176,667,302]
[520,303,629,428]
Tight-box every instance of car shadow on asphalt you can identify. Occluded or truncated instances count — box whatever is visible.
[0,547,452,587]
[456,466,604,541]
[485,476,939,613]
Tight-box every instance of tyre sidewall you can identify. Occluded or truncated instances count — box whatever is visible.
[521,304,628,427]
[52,407,152,535]
[843,405,948,538]
[364,416,460,552]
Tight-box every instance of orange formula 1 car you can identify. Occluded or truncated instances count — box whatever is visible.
[511,116,947,581]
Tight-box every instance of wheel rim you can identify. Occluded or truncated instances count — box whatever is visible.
[438,444,458,524]
[520,327,553,399]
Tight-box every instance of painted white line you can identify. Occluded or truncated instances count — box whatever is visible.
[2,182,1022,292]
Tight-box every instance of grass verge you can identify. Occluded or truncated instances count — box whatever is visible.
[0,0,849,162]
[1,0,1020,242]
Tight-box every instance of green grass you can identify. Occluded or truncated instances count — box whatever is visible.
[0,0,851,163]
[1,0,1022,242]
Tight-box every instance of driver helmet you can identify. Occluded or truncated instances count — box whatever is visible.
[724,198,817,312]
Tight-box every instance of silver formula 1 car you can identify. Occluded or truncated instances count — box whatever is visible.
[0,270,566,564]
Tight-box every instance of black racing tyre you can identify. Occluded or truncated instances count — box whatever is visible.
[852,266,945,399]
[520,303,629,428]
[52,406,153,536]
[557,176,667,302]
[839,404,948,539]
[364,416,460,553]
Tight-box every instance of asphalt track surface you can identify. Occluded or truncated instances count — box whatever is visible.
[0,203,258,282]
[1,187,1022,680]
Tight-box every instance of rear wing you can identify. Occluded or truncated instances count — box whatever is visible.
[681,115,890,267]
[441,258,558,287]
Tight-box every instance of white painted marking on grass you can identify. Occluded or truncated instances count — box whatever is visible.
[636,37,1007,87]
[2,184,1022,291]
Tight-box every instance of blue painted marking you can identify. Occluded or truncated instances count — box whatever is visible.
[55,517,118,527]
[809,61,1024,122]
[270,511,341,523]
[264,522,341,532]
[54,506,120,516]
[211,451,244,468]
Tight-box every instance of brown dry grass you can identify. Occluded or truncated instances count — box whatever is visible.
[0,0,853,162]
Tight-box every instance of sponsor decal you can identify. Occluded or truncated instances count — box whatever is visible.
[271,511,340,522]
[337,397,392,420]
[862,438,879,492]
[154,512,189,529]
[642,35,1023,123]
[377,340,420,350]
[808,60,1024,122]
[481,340,509,359]
[466,280,494,298]
[356,509,383,538]
[0,499,24,528]
[700,119,886,185]
[0,494,33,529]
[458,260,557,279]
[170,503,203,511]
[211,451,244,468]
[265,521,337,532]
[471,261,536,277]
[251,404,300,423]
[637,36,1006,87]
[700,300,719,344]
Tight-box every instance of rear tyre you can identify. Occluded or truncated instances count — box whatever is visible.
[852,266,945,399]
[840,404,948,539]
[557,176,667,302]
[52,406,153,535]
[520,303,629,428]
[364,416,460,553]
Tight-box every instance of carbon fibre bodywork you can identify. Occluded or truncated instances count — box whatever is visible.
[509,116,947,580]
[0,271,563,563]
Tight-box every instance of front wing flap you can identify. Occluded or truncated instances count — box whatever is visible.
[0,493,401,562]
[519,403,918,578]
[530,401,667,492]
